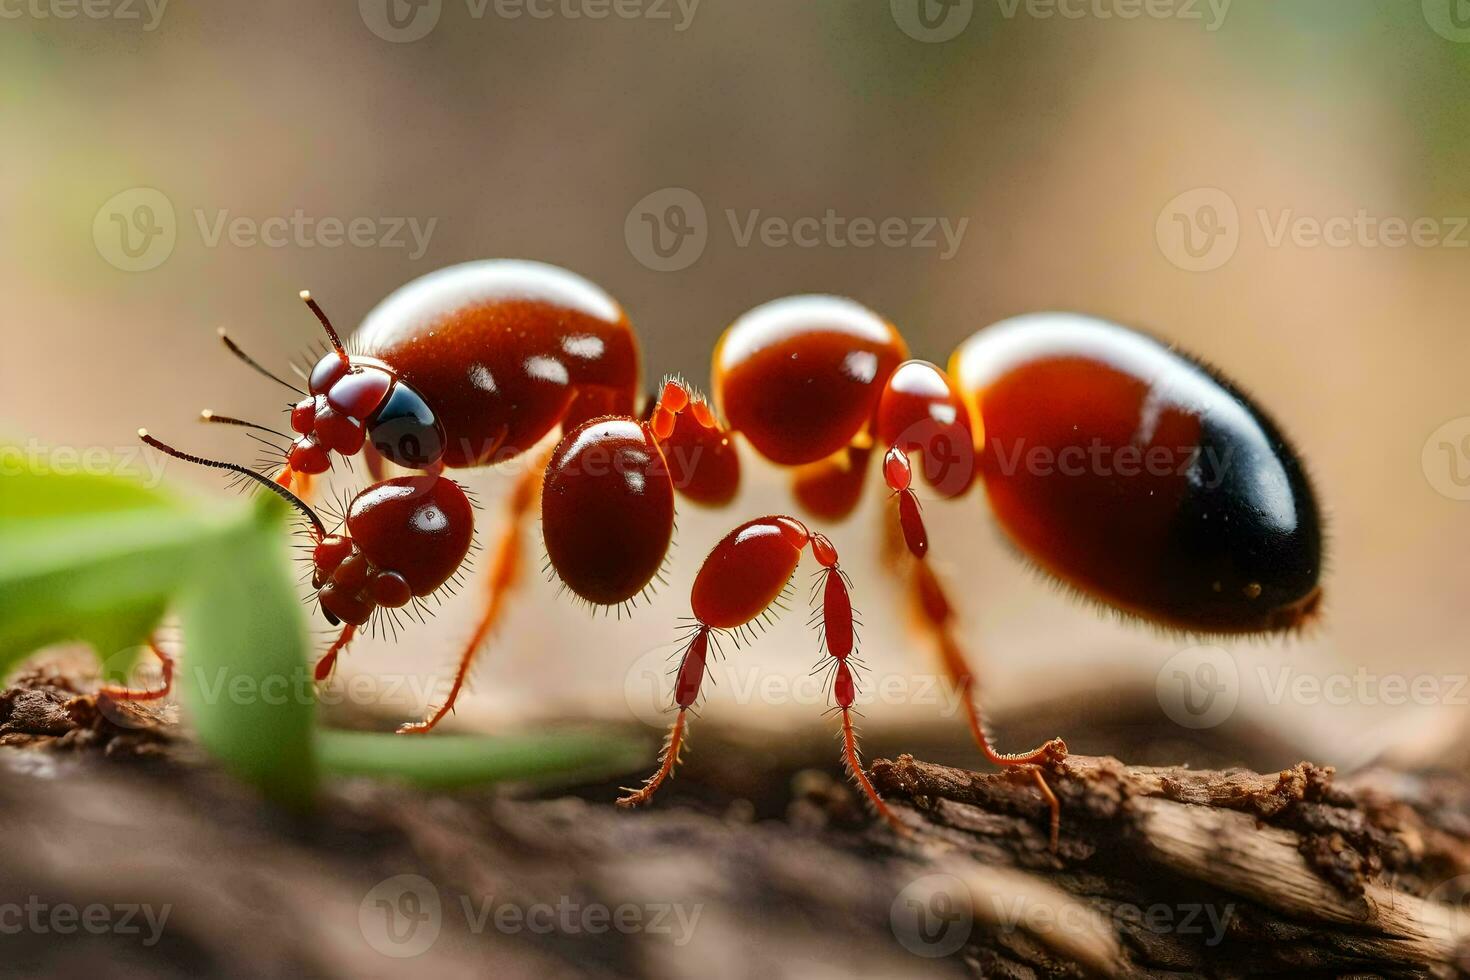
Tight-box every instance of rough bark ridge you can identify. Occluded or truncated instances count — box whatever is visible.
[3,667,1470,978]
[872,754,1470,977]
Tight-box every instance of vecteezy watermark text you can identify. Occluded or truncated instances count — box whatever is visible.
[727,210,967,257]
[0,898,170,946]
[194,210,437,261]
[359,0,699,43]
[988,437,1232,487]
[890,0,1228,43]
[93,188,438,272]
[993,0,1230,29]
[624,652,971,728]
[1157,646,1470,730]
[624,187,969,272]
[889,873,1234,959]
[0,0,167,30]
[1,440,169,488]
[1157,188,1470,272]
[357,875,701,958]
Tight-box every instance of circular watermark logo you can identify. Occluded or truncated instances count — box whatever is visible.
[623,642,685,729]
[359,874,442,958]
[1423,0,1470,42]
[890,0,974,43]
[890,873,973,958]
[625,187,707,272]
[890,417,977,498]
[93,187,176,272]
[1156,645,1239,730]
[359,0,442,42]
[1422,417,1470,501]
[1427,874,1470,936]
[1156,187,1240,272]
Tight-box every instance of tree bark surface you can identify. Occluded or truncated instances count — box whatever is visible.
[3,666,1469,979]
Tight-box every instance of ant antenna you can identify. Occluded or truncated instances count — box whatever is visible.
[138,429,325,540]
[200,410,290,440]
[299,290,351,368]
[217,328,307,396]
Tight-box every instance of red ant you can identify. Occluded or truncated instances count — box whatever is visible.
[127,262,1323,848]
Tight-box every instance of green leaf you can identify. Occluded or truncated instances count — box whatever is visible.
[0,464,179,521]
[0,448,317,805]
[177,496,317,806]
[0,452,225,679]
[0,443,618,804]
[316,728,648,790]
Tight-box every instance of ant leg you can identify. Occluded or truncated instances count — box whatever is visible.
[396,448,546,734]
[649,378,740,506]
[615,626,707,807]
[834,668,900,831]
[875,360,976,559]
[618,519,900,831]
[314,624,358,681]
[872,358,1062,846]
[99,634,175,702]
[883,447,929,559]
[910,559,1066,850]
[810,538,904,832]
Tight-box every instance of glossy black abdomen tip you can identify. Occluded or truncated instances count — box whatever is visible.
[951,313,1323,635]
[1158,400,1323,632]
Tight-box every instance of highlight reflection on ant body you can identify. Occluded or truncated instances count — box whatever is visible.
[128,260,1323,846]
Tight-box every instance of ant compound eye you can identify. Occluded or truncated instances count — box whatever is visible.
[367,382,445,469]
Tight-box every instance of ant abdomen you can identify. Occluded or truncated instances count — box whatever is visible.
[541,417,675,606]
[951,313,1323,634]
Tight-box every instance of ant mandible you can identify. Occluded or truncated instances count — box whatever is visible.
[127,261,1323,848]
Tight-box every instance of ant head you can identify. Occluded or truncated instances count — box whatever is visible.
[136,431,471,630]
[312,475,473,626]
[251,290,445,478]
[287,353,447,476]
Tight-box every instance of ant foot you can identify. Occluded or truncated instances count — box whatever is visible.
[615,786,656,808]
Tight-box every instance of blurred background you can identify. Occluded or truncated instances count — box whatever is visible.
[4,0,1469,774]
